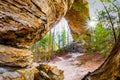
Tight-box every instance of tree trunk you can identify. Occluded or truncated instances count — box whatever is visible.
[82,34,120,80]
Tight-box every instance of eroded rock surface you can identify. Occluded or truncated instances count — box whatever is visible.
[0,0,73,80]
[0,0,89,80]
[65,0,89,41]
[0,0,69,48]
[0,67,37,80]
[0,45,32,67]
[0,64,63,80]
[35,64,64,80]
[0,0,73,67]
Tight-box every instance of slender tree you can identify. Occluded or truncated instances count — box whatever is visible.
[100,0,117,42]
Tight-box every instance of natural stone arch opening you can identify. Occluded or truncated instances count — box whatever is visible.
[1,0,119,80]
[0,0,71,80]
[0,0,90,79]
[30,17,74,62]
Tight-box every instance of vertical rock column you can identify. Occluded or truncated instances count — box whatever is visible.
[65,0,89,41]
[0,0,70,80]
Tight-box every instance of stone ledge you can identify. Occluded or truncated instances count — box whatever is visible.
[0,45,33,67]
[0,67,37,80]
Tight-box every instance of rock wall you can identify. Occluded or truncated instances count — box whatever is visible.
[0,0,69,48]
[0,0,71,66]
[0,0,89,80]
[0,0,72,80]
[65,0,89,41]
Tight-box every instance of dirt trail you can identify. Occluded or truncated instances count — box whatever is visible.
[49,53,105,80]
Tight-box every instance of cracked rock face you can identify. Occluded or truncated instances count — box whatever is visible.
[0,45,33,67]
[0,0,72,68]
[0,0,69,48]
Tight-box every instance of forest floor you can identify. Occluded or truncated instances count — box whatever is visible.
[49,52,106,80]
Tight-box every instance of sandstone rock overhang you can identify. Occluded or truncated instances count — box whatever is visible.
[0,0,71,49]
[0,0,89,80]
[0,0,76,68]
[0,0,89,48]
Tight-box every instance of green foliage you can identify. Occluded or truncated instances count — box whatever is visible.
[72,1,89,19]
[30,27,71,62]
[99,0,111,2]
[57,28,70,49]
[39,35,49,48]
[88,23,114,55]
[83,0,120,56]
[97,0,120,40]
[72,2,88,12]
[61,29,67,47]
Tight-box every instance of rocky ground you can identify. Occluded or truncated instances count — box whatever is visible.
[48,52,105,80]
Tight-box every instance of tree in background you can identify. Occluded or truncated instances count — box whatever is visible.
[83,31,120,80]
[82,0,120,56]
[97,0,120,40]
[89,23,114,55]
[82,0,120,79]
[30,25,72,62]
[61,28,67,47]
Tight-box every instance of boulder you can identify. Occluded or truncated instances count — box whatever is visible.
[35,64,64,80]
[0,67,37,80]
[0,64,64,80]
[0,45,32,67]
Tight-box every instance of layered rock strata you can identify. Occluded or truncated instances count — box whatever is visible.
[0,45,32,67]
[0,0,68,48]
[0,0,89,79]
[0,0,71,80]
